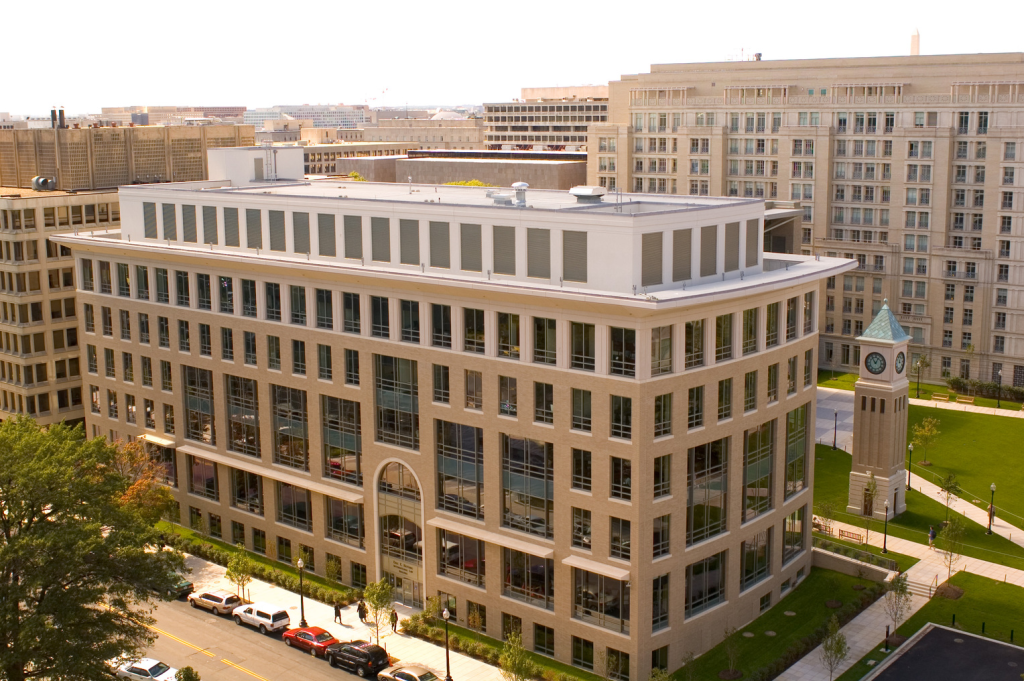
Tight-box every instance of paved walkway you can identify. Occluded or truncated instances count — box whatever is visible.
[815,387,855,451]
[178,554,501,681]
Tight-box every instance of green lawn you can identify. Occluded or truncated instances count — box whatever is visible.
[907,405,1024,531]
[813,445,1024,572]
[818,370,861,391]
[817,370,1023,411]
[813,533,920,573]
[681,568,877,680]
[836,572,1024,681]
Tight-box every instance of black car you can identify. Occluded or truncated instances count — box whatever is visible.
[325,640,390,677]
[150,571,194,599]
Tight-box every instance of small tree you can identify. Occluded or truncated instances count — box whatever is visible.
[225,545,255,602]
[864,472,879,518]
[679,651,696,681]
[324,554,342,583]
[819,614,849,681]
[363,578,395,644]
[940,514,966,581]
[722,626,740,676]
[882,574,912,636]
[648,669,671,681]
[815,500,837,536]
[499,630,536,681]
[348,171,367,182]
[963,344,976,391]
[939,473,962,524]
[176,668,201,681]
[911,417,941,465]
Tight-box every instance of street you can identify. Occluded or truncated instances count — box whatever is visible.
[144,596,361,681]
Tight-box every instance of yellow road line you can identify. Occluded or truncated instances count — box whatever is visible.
[143,623,216,657]
[221,658,271,681]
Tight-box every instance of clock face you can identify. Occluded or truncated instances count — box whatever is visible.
[865,352,887,375]
[895,352,906,374]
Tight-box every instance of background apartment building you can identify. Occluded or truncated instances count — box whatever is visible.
[0,185,121,425]
[59,169,851,679]
[588,53,1024,386]
[0,124,255,191]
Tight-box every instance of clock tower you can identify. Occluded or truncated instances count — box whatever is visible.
[847,300,912,520]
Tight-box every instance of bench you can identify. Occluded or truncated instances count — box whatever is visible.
[932,393,950,402]
[839,529,864,543]
[956,395,975,405]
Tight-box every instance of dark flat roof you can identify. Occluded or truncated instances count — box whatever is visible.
[868,625,1024,681]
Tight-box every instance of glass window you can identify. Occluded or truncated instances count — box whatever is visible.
[316,289,333,329]
[438,528,485,587]
[685,552,726,616]
[609,327,636,376]
[433,364,450,404]
[327,498,364,548]
[685,320,704,368]
[464,308,484,353]
[743,420,775,521]
[570,322,595,371]
[655,394,672,436]
[533,317,557,364]
[572,448,591,491]
[432,304,451,348]
[501,434,553,538]
[610,456,631,500]
[651,325,672,375]
[436,420,484,519]
[401,300,419,343]
[183,366,215,445]
[534,382,553,423]
[687,438,728,544]
[610,395,632,439]
[290,286,307,325]
[498,313,520,359]
[374,355,419,450]
[277,482,312,531]
[322,396,361,485]
[503,548,554,609]
[271,385,309,470]
[785,404,809,497]
[741,529,771,589]
[573,568,630,634]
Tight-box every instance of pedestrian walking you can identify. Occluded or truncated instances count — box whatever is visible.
[390,608,398,633]
[928,525,937,548]
[357,599,367,623]
[334,601,342,624]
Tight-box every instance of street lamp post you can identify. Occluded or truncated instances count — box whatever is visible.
[907,443,914,491]
[882,499,890,554]
[297,558,308,627]
[832,410,838,450]
[997,369,1003,409]
[442,608,453,681]
[987,483,997,535]
[915,358,922,399]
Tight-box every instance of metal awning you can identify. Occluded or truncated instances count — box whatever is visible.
[561,555,631,582]
[426,516,553,559]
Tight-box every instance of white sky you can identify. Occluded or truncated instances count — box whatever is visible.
[6,0,1024,117]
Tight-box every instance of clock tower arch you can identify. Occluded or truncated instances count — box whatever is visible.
[847,300,912,519]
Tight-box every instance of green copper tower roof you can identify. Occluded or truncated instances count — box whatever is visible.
[857,299,912,343]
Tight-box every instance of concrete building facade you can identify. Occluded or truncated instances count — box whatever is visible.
[58,171,853,679]
[484,88,609,152]
[0,185,121,426]
[358,119,485,150]
[587,53,1024,386]
[244,105,371,129]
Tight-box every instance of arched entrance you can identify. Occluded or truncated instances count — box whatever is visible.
[377,461,423,607]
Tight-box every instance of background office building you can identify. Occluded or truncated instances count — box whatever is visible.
[485,86,609,151]
[588,53,1024,385]
[59,169,852,679]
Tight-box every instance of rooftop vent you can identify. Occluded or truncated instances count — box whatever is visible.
[31,176,57,191]
[569,185,607,204]
[512,181,529,206]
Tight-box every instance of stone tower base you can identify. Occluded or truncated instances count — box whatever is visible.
[847,470,907,520]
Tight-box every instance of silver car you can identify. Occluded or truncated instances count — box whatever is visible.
[378,666,440,681]
[115,658,177,680]
[187,588,241,615]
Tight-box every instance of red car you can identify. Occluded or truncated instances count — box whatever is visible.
[283,626,339,657]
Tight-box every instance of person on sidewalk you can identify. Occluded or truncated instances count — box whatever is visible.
[334,601,342,624]
[928,525,937,548]
[390,608,398,633]
[357,599,367,623]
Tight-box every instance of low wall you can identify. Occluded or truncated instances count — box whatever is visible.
[396,158,587,190]
[332,157,399,182]
[811,547,893,582]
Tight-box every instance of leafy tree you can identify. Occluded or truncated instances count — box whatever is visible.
[819,614,849,681]
[498,630,536,681]
[362,578,395,644]
[225,545,255,602]
[864,473,879,519]
[912,355,931,399]
[939,474,962,524]
[882,574,912,634]
[176,668,201,681]
[0,417,183,681]
[348,171,367,182]
[648,669,671,681]
[910,417,941,465]
[110,439,176,525]
[940,514,967,581]
[815,500,837,536]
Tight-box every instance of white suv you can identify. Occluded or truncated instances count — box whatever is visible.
[187,588,241,615]
[232,602,291,634]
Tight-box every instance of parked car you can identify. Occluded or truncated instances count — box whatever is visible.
[114,658,177,680]
[155,571,194,599]
[377,666,439,681]
[232,602,291,634]
[187,588,241,615]
[282,626,339,657]
[325,640,390,677]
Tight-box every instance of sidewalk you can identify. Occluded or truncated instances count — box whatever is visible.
[179,554,502,681]
[907,394,1024,419]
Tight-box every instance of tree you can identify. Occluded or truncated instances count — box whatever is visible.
[882,574,912,636]
[498,630,536,681]
[939,473,962,524]
[348,171,367,182]
[176,668,201,681]
[0,417,184,681]
[819,614,849,681]
[362,578,395,644]
[225,545,255,602]
[679,651,696,681]
[864,472,879,518]
[722,626,740,676]
[815,500,837,536]
[940,514,967,581]
[648,669,671,681]
[110,439,176,525]
[910,355,931,398]
[910,417,941,465]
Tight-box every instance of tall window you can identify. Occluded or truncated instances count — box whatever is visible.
[432,304,451,348]
[277,482,312,531]
[290,286,307,325]
[219,276,234,314]
[743,420,775,521]
[609,327,636,376]
[687,387,703,428]
[742,308,758,354]
[652,574,669,632]
[765,302,780,347]
[503,548,554,610]
[498,313,520,359]
[175,271,190,306]
[534,382,553,423]
[226,375,260,457]
[785,404,809,497]
[436,420,484,519]
[611,457,631,500]
[375,355,419,450]
[327,498,364,548]
[610,517,631,560]
[767,363,779,402]
[401,300,419,343]
[316,289,333,329]
[499,376,517,416]
[371,296,389,338]
[196,273,211,310]
[433,365,450,403]
[573,569,630,634]
[533,317,556,364]
[188,455,218,500]
[716,314,733,361]
[571,389,591,431]
[687,438,728,545]
[265,282,281,321]
[744,370,757,411]
[464,308,485,353]
[741,529,771,590]
[685,552,726,616]
[241,279,257,317]
[231,468,263,515]
[465,370,483,410]
[654,394,672,436]
[783,506,806,564]
[343,292,361,333]
[438,529,485,587]
[651,325,672,375]
[685,320,704,368]
[183,366,215,445]
[322,396,362,486]
[271,385,308,470]
[570,322,595,371]
[501,434,553,538]
[610,396,632,439]
[718,378,733,420]
[572,507,592,549]
[653,515,670,557]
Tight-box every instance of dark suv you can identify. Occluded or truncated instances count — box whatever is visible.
[325,640,390,677]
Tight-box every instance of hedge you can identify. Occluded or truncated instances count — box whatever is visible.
[944,376,1024,401]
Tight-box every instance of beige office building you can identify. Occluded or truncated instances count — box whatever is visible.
[588,53,1024,386]
[58,173,852,679]
[485,87,609,151]
[0,186,121,425]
